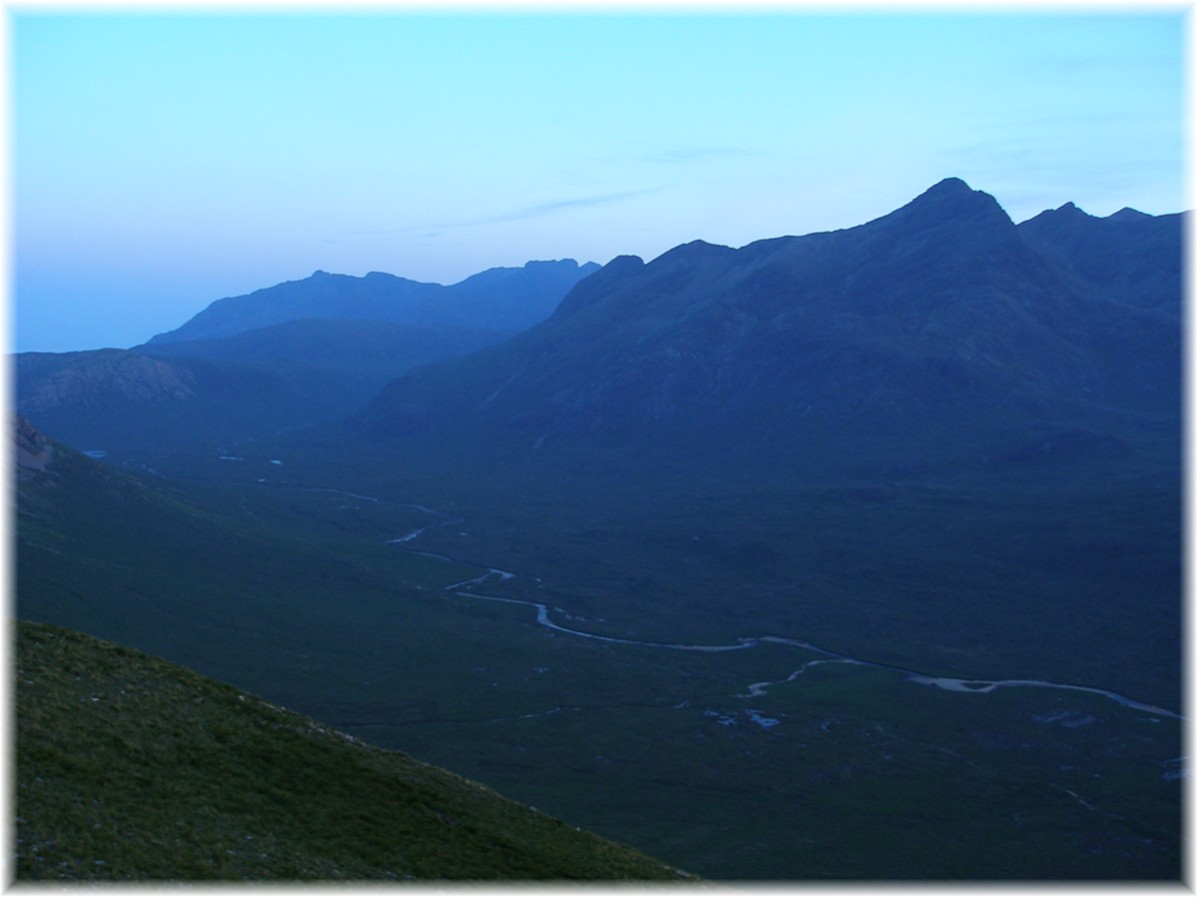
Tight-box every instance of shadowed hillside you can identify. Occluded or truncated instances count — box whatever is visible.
[14,620,690,881]
[357,179,1180,476]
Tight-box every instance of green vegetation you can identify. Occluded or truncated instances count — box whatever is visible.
[213,427,1181,708]
[14,620,691,881]
[16,427,1182,880]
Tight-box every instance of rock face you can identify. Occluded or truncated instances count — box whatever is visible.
[15,414,54,477]
[356,178,1182,475]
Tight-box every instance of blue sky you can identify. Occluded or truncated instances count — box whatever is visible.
[11,7,1188,352]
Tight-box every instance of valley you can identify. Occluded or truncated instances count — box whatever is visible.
[83,454,1190,879]
[15,417,1183,880]
[289,475,1181,880]
[14,179,1184,881]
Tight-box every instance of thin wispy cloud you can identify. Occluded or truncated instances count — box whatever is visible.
[477,186,668,225]
[329,186,667,245]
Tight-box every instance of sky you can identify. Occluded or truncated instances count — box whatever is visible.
[9,3,1189,352]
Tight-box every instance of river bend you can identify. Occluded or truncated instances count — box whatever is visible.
[434,566,1183,721]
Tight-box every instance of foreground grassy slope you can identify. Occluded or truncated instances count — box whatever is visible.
[13,620,690,882]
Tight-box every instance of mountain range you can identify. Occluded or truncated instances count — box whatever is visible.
[16,180,1179,479]
[355,178,1180,477]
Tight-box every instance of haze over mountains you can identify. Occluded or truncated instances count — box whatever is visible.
[13,178,1184,881]
[14,259,599,456]
[145,258,601,344]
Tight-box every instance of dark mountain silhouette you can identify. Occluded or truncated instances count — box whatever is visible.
[1016,201,1182,310]
[15,259,599,459]
[356,178,1181,477]
[146,259,601,345]
[320,176,1182,732]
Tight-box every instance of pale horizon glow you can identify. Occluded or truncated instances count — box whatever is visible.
[11,6,1187,352]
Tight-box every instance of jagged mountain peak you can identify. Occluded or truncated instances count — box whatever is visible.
[648,239,737,268]
[924,175,974,197]
[1055,201,1089,217]
[1021,201,1094,227]
[360,176,1180,467]
[881,176,1013,231]
[662,238,732,254]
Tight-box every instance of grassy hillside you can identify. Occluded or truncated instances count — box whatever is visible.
[13,620,690,882]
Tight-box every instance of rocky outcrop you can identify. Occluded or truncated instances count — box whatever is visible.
[15,414,54,477]
[17,350,195,416]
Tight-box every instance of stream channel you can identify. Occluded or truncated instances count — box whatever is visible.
[408,549,1184,722]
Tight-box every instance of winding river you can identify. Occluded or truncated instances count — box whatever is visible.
[436,565,1184,721]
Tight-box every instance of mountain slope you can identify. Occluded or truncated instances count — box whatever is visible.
[1016,201,1183,310]
[134,317,509,377]
[14,620,689,881]
[147,259,601,344]
[355,178,1180,476]
[14,349,370,458]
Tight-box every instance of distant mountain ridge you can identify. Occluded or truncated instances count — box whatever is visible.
[356,177,1181,477]
[15,258,600,459]
[1017,200,1182,310]
[146,258,601,345]
[14,178,1182,480]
